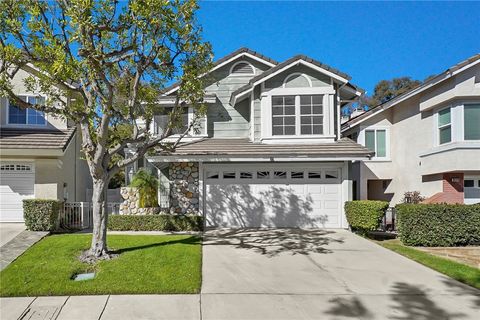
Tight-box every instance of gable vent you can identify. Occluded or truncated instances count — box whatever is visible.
[231,62,254,75]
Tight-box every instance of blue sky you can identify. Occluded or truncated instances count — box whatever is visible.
[197,1,480,95]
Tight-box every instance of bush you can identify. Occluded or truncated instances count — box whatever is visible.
[108,214,203,231]
[345,200,389,233]
[129,169,158,208]
[23,199,62,231]
[396,203,480,247]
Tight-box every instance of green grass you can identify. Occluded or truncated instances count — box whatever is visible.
[0,234,201,296]
[377,239,480,290]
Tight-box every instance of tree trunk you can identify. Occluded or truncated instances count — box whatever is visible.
[90,179,109,257]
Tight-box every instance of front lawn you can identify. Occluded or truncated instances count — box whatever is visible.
[0,234,201,296]
[377,239,480,290]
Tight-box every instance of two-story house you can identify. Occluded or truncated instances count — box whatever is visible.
[342,54,480,205]
[138,48,372,228]
[0,65,92,222]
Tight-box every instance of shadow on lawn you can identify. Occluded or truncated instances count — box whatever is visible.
[110,236,200,254]
[203,228,344,257]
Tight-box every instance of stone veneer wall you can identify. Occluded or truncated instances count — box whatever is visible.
[169,162,199,214]
[119,187,160,215]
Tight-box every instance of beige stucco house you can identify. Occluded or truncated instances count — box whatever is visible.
[342,54,480,205]
[0,66,92,222]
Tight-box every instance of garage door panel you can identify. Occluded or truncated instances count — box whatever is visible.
[205,165,344,229]
[0,163,35,222]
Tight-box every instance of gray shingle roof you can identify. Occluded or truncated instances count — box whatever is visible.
[0,127,76,150]
[157,138,373,158]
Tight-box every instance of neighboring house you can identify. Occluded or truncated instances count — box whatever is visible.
[342,54,480,205]
[133,48,372,228]
[0,66,92,222]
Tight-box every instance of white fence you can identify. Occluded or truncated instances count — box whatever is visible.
[60,202,122,230]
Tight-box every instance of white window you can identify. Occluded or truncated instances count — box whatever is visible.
[464,104,480,140]
[438,107,451,145]
[7,96,46,126]
[154,106,206,137]
[272,96,296,135]
[363,128,388,159]
[272,95,324,136]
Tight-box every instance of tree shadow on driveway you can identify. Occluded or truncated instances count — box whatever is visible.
[203,228,344,257]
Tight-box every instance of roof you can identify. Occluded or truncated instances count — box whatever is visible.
[161,47,278,94]
[0,127,76,150]
[155,138,373,159]
[342,52,480,131]
[230,55,364,104]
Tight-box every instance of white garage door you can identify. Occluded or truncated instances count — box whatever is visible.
[0,163,35,222]
[204,164,343,228]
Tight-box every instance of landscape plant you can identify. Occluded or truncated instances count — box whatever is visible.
[130,168,159,208]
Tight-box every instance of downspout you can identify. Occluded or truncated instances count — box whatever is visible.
[336,83,347,140]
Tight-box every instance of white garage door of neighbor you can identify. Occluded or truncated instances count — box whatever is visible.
[204,164,343,228]
[0,163,35,222]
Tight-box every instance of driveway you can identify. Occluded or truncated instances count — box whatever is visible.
[0,223,25,247]
[202,228,480,319]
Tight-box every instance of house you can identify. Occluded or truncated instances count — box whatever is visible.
[0,65,92,222]
[342,54,480,205]
[134,48,373,228]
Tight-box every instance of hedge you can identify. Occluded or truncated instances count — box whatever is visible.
[23,199,62,231]
[108,214,203,231]
[396,203,480,247]
[345,200,389,233]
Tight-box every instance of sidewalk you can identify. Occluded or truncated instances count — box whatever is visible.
[0,230,48,271]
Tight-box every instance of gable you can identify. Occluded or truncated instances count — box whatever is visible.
[264,64,332,91]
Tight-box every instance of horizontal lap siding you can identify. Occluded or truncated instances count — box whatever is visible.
[204,58,270,138]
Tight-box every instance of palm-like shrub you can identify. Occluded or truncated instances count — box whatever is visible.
[130,169,159,208]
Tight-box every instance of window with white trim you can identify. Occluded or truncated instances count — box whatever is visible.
[272,95,324,136]
[8,96,46,125]
[437,107,451,145]
[464,104,480,140]
[365,128,387,158]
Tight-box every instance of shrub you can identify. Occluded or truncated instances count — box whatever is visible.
[23,199,62,231]
[396,203,480,247]
[129,169,158,208]
[345,200,389,233]
[108,214,203,231]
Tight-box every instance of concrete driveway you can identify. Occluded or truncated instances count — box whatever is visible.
[0,223,25,247]
[202,229,480,319]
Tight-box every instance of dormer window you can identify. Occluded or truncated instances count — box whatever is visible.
[272,95,324,136]
[230,61,254,75]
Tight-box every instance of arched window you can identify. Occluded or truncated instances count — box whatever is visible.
[230,61,255,75]
[283,73,312,88]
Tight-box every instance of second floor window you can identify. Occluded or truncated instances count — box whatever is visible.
[8,96,46,126]
[272,95,324,136]
[365,128,387,158]
[438,107,451,145]
[464,104,480,140]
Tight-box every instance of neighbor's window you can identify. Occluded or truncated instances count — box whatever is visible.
[365,129,387,158]
[271,95,324,136]
[464,104,480,140]
[438,107,451,144]
[8,96,46,125]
